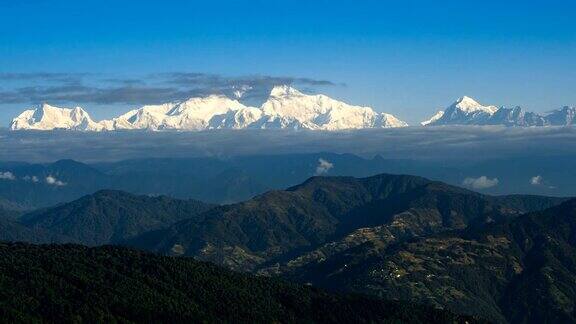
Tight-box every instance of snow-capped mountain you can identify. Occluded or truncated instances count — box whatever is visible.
[101,95,259,131]
[10,103,105,131]
[256,85,407,130]
[425,96,498,126]
[488,106,547,126]
[420,110,444,126]
[10,85,408,131]
[422,96,576,127]
[544,106,576,126]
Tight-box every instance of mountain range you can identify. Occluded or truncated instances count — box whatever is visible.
[1,155,397,209]
[10,85,408,131]
[422,96,576,126]
[2,153,576,212]
[9,87,576,131]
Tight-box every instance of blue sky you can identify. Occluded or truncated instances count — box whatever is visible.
[1,0,575,125]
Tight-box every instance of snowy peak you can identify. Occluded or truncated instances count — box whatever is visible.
[422,96,499,126]
[269,85,303,97]
[422,96,576,127]
[105,95,252,131]
[451,96,498,114]
[455,95,479,106]
[10,103,103,131]
[377,113,409,128]
[260,86,407,129]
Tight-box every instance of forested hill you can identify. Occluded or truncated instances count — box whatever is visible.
[0,242,479,323]
[19,190,214,245]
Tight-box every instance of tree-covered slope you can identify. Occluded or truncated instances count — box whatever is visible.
[276,198,576,323]
[0,217,65,244]
[0,242,478,324]
[20,190,214,245]
[484,199,576,323]
[128,174,562,271]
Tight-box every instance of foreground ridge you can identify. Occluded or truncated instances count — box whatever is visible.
[0,242,478,323]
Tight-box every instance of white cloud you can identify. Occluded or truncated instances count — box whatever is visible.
[46,175,66,186]
[530,175,543,186]
[0,171,15,180]
[315,158,334,175]
[23,175,39,183]
[462,176,499,190]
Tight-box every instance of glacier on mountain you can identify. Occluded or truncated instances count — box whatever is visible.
[10,85,408,131]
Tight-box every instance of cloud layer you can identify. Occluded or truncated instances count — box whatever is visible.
[0,72,339,106]
[2,126,576,163]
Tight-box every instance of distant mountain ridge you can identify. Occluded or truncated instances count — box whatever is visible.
[20,190,214,245]
[2,154,575,211]
[422,96,576,126]
[1,154,413,208]
[10,85,408,131]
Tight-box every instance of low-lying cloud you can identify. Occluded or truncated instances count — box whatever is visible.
[45,175,66,186]
[23,175,39,183]
[0,171,15,180]
[315,158,334,175]
[1,126,576,164]
[530,175,543,185]
[462,176,499,190]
